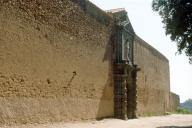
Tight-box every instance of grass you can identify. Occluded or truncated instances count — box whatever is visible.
[174,107,192,114]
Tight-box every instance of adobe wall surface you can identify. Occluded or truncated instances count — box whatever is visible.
[134,36,171,116]
[169,92,180,112]
[0,0,114,125]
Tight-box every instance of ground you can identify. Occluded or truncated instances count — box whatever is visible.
[1,114,192,128]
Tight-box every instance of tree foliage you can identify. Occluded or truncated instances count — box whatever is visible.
[181,99,192,112]
[152,0,192,63]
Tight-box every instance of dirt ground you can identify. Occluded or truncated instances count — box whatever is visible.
[1,114,192,128]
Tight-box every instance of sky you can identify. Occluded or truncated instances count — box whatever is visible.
[89,0,192,103]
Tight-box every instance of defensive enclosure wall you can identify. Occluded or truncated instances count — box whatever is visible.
[0,0,179,125]
[169,93,180,112]
[134,36,171,116]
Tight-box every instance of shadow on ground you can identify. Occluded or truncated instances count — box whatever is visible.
[157,126,192,128]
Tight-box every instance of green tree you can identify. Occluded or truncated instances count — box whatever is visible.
[181,99,192,112]
[152,0,192,63]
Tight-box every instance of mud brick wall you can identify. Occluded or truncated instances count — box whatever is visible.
[0,0,114,125]
[72,0,111,25]
[169,92,180,112]
[134,36,171,116]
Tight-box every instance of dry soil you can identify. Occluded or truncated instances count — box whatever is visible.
[1,114,192,128]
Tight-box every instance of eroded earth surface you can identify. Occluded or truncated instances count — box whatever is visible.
[1,114,192,128]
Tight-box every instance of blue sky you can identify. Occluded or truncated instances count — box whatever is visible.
[89,0,192,103]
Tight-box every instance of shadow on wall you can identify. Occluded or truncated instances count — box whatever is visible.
[96,26,115,119]
[157,126,192,128]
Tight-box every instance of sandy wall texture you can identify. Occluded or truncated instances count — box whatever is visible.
[169,92,180,112]
[0,0,180,125]
[0,0,114,125]
[134,36,171,116]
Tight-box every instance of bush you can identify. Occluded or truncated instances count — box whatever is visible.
[175,107,192,114]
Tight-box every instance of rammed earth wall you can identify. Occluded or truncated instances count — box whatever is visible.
[0,0,179,125]
[0,0,114,125]
[134,36,171,116]
[169,92,180,112]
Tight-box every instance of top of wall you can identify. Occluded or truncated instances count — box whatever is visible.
[171,92,180,98]
[106,8,126,13]
[135,35,169,62]
[75,1,168,63]
[0,0,116,45]
[2,0,169,64]
[71,0,113,26]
